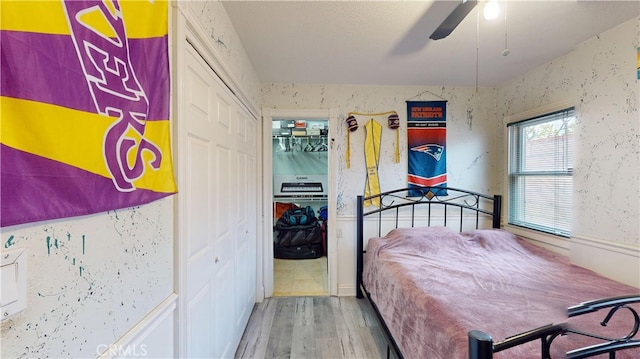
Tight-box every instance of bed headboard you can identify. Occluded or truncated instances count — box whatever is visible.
[356,186,502,299]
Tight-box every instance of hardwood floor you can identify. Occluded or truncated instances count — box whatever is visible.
[235,296,396,359]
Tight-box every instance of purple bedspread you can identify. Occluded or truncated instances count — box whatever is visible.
[363,227,640,358]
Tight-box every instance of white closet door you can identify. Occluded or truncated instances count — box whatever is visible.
[232,106,257,333]
[180,43,257,358]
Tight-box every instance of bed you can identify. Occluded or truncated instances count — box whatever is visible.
[355,186,640,359]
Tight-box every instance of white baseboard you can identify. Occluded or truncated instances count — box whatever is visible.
[570,235,640,288]
[338,285,356,297]
[98,293,178,358]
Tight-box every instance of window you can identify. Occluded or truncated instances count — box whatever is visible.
[508,108,576,237]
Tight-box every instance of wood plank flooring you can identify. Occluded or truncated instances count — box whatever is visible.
[235,296,396,359]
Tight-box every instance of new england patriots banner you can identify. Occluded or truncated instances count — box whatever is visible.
[406,101,447,197]
[1,0,176,227]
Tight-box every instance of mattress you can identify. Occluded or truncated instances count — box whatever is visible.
[362,227,640,358]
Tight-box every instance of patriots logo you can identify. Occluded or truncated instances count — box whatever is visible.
[411,144,444,161]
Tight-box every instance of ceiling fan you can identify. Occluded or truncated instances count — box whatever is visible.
[390,0,478,56]
[429,0,478,40]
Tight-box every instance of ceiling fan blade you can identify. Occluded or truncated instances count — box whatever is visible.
[429,0,477,40]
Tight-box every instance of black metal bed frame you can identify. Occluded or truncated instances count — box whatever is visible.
[468,295,640,359]
[355,186,640,359]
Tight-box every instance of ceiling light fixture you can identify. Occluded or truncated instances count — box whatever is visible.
[483,0,499,20]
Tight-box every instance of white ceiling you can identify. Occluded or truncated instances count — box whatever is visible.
[222,0,639,87]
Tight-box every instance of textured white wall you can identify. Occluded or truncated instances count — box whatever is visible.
[497,18,639,287]
[262,84,502,216]
[182,1,262,114]
[1,199,174,358]
[497,18,639,248]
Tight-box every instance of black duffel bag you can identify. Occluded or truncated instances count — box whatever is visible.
[274,242,323,259]
[274,206,323,259]
[275,221,322,247]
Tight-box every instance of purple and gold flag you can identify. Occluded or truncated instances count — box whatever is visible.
[1,0,176,227]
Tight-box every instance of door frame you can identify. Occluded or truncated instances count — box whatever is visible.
[261,108,338,299]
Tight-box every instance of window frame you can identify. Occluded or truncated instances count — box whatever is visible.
[507,106,576,238]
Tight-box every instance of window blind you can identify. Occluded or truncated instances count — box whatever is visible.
[507,108,575,237]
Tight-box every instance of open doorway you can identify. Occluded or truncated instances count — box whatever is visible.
[261,109,337,300]
[272,117,328,296]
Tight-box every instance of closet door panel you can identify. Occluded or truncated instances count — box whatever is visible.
[186,284,212,357]
[181,41,258,359]
[185,139,210,256]
[234,110,257,328]
[183,46,217,359]
[210,81,239,359]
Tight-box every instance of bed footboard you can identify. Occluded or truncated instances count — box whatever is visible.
[566,295,640,358]
[468,295,640,359]
[468,324,567,359]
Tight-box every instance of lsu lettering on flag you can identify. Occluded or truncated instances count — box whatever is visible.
[1,0,176,227]
[406,101,447,197]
